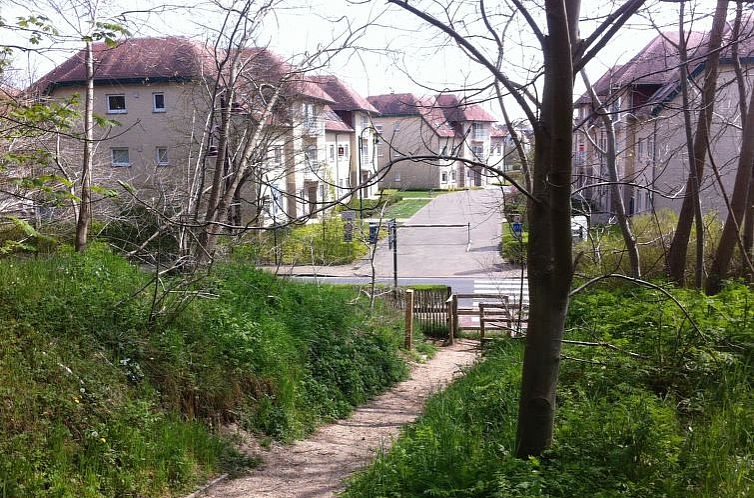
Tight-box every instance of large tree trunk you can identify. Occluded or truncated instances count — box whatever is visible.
[666,0,729,285]
[516,0,576,458]
[74,39,94,252]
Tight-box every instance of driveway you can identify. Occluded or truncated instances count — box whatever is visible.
[357,188,508,278]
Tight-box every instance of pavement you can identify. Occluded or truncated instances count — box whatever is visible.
[267,188,517,280]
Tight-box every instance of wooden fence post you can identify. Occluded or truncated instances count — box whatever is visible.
[405,289,414,350]
[449,294,458,345]
[479,302,486,343]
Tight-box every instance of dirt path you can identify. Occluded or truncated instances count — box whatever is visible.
[201,340,479,498]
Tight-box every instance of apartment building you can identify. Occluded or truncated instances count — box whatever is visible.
[310,76,380,205]
[366,92,499,190]
[574,26,754,223]
[27,36,374,226]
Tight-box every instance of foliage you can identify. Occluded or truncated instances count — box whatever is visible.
[501,223,527,264]
[232,216,369,265]
[343,284,754,497]
[575,209,728,280]
[0,245,410,496]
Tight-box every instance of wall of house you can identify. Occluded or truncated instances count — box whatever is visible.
[50,81,206,209]
[372,115,458,190]
[641,66,744,219]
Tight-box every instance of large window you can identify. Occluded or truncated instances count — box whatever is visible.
[111,148,130,167]
[303,103,317,130]
[107,95,127,114]
[472,122,486,140]
[337,144,349,158]
[153,93,165,112]
[305,145,318,170]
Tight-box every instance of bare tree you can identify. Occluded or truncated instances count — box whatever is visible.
[666,0,729,286]
[385,0,648,457]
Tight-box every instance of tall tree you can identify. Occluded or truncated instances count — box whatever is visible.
[665,0,729,286]
[387,0,647,457]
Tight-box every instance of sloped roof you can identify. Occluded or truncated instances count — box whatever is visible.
[434,94,497,122]
[576,31,707,106]
[310,75,378,114]
[30,37,333,103]
[367,93,459,138]
[322,105,353,132]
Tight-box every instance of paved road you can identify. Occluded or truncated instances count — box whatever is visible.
[360,188,508,278]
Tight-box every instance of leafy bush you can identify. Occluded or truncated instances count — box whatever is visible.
[574,209,728,281]
[501,223,527,264]
[0,245,410,495]
[233,216,369,265]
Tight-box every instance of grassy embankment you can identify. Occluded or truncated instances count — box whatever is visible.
[0,244,414,497]
[344,284,754,497]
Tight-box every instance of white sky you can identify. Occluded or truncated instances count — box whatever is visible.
[1,0,722,120]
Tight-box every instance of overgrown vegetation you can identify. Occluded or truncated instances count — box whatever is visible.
[575,209,727,280]
[501,223,527,264]
[0,245,410,496]
[343,284,754,497]
[231,215,369,266]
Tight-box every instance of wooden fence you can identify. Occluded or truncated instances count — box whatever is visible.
[390,286,452,337]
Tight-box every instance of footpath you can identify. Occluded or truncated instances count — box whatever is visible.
[199,340,478,498]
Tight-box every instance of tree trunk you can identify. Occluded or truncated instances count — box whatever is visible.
[74,39,94,252]
[666,0,729,285]
[516,0,575,458]
[581,71,640,278]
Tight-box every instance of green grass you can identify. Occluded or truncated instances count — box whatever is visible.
[394,190,451,199]
[383,199,431,219]
[0,244,411,496]
[343,284,754,497]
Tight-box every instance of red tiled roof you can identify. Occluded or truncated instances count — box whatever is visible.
[30,37,333,103]
[434,94,497,122]
[310,75,378,114]
[31,37,211,94]
[322,105,353,132]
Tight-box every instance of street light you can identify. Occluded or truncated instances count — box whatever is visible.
[357,125,381,219]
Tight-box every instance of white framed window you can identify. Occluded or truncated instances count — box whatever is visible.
[329,144,335,161]
[155,147,169,166]
[303,102,317,129]
[269,145,282,164]
[451,170,456,181]
[305,145,318,169]
[441,172,448,183]
[361,115,369,128]
[337,144,349,158]
[376,144,383,157]
[111,148,130,167]
[472,144,484,160]
[107,94,127,114]
[394,172,401,182]
[472,122,486,140]
[153,93,166,112]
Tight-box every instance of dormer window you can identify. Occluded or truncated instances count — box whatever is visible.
[153,93,165,113]
[107,94,127,114]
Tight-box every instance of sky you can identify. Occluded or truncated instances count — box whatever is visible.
[1,0,721,121]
